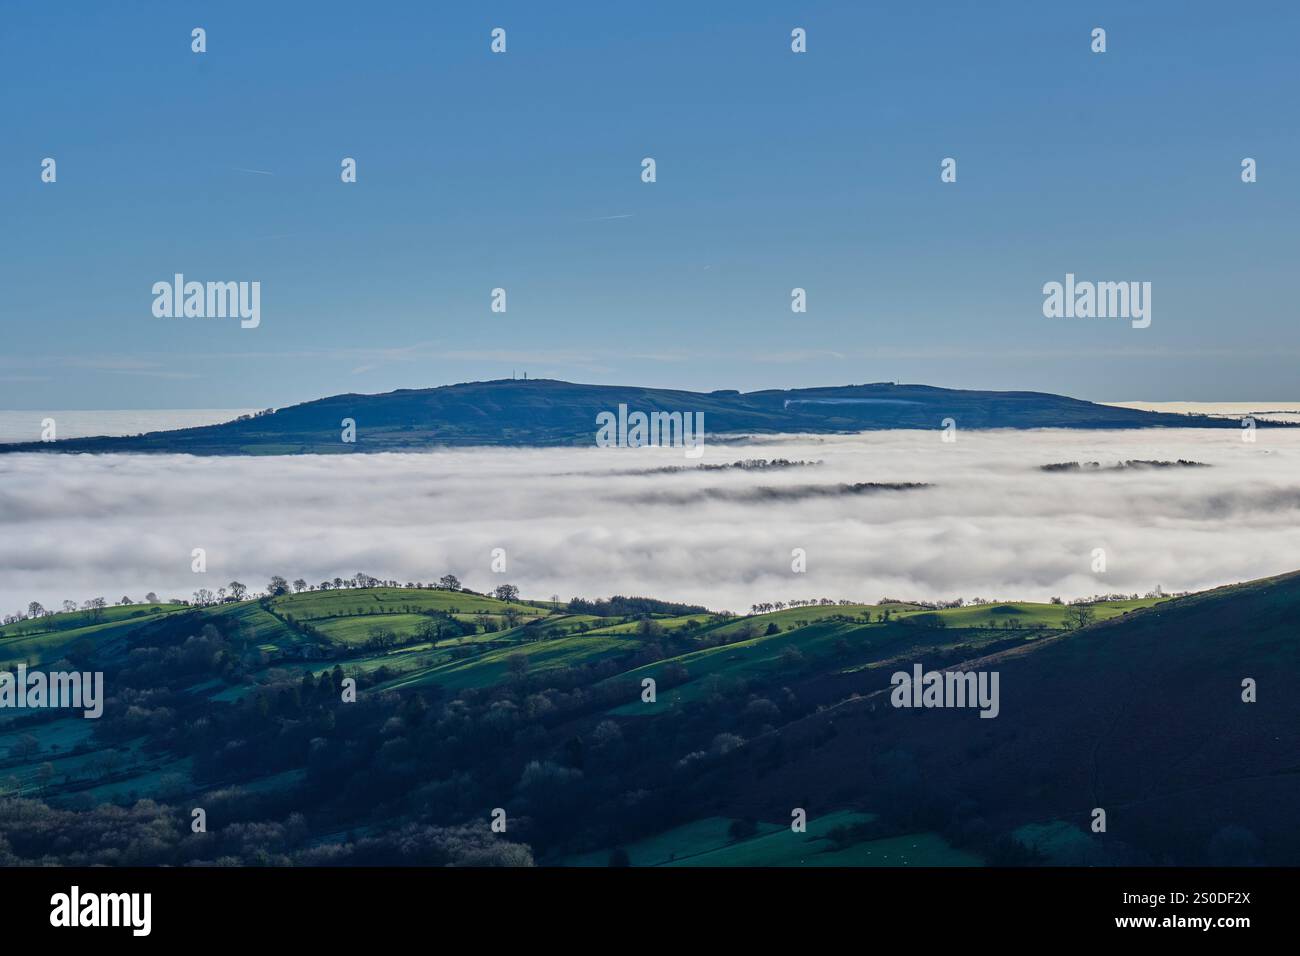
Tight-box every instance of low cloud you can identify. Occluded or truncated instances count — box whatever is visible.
[2,429,1299,614]
[616,482,929,506]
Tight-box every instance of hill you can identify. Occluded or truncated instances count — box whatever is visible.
[0,379,1252,455]
[674,571,1300,866]
[0,572,1293,866]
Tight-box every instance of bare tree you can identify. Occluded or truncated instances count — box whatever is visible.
[1064,603,1096,630]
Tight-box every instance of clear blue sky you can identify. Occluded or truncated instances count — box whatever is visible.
[2,1,1296,409]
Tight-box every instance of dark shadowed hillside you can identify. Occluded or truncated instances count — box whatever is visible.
[682,571,1300,866]
[0,379,1250,455]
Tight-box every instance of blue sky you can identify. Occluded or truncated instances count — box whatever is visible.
[2,1,1296,409]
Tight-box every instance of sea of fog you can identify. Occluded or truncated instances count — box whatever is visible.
[2,427,1298,615]
[0,409,256,443]
[1103,401,1300,424]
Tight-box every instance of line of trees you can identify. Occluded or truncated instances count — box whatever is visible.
[5,573,481,625]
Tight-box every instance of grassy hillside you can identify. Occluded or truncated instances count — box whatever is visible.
[561,810,980,867]
[680,571,1300,866]
[0,574,1291,867]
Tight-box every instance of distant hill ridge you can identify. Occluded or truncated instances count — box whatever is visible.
[0,378,1256,455]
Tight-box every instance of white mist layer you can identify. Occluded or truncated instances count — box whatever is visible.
[2,428,1298,614]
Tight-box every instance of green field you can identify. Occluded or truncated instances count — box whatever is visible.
[0,606,187,667]
[384,634,637,691]
[272,587,544,620]
[563,810,981,867]
[0,602,184,639]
